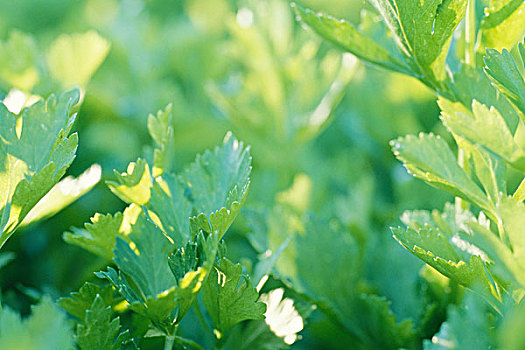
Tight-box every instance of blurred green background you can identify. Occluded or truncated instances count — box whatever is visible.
[0,0,453,348]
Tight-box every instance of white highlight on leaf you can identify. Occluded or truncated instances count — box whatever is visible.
[260,288,303,345]
[237,7,254,28]
[2,88,40,114]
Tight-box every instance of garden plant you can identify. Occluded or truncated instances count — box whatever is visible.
[0,0,525,349]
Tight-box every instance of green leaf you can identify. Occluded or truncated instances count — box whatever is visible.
[484,46,525,114]
[147,103,174,177]
[449,64,520,130]
[183,132,251,239]
[458,140,506,207]
[400,202,480,263]
[498,196,525,262]
[0,89,79,247]
[390,133,493,214]
[392,223,493,292]
[96,132,253,333]
[63,204,141,260]
[113,214,176,306]
[369,0,467,85]
[59,282,114,322]
[291,3,411,74]
[0,296,74,350]
[465,221,524,286]
[76,295,132,350]
[96,214,178,332]
[21,164,101,227]
[148,173,192,246]
[96,213,218,332]
[480,0,525,52]
[168,233,220,322]
[202,257,266,334]
[46,31,110,89]
[352,294,416,350]
[440,99,525,171]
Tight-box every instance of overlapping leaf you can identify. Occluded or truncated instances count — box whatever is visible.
[484,43,525,115]
[0,89,79,247]
[75,296,134,350]
[97,214,178,327]
[392,225,492,292]
[440,99,525,171]
[59,282,114,321]
[391,133,494,215]
[202,257,266,334]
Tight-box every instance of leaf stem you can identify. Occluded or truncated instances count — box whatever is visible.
[465,0,476,66]
[455,149,470,211]
[164,335,175,350]
[457,0,476,212]
[173,335,205,350]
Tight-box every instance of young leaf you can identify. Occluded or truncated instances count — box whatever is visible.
[0,297,74,350]
[76,295,133,350]
[147,103,174,177]
[498,196,525,261]
[259,288,303,345]
[457,139,506,207]
[202,257,266,334]
[58,282,114,321]
[168,232,220,323]
[0,89,79,247]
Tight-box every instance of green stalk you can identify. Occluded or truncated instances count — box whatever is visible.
[174,336,205,350]
[164,335,175,350]
[465,0,476,66]
[456,0,476,213]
